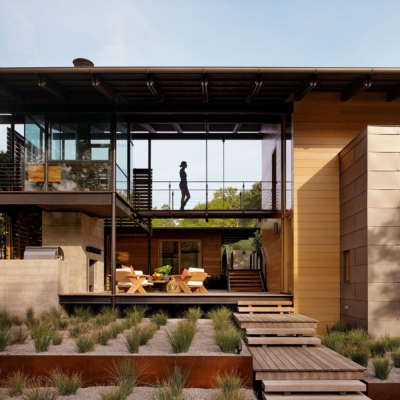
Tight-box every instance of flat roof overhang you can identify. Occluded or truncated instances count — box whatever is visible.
[0,191,149,232]
[2,66,400,137]
[135,209,276,219]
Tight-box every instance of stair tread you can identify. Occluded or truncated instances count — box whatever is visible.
[263,393,370,400]
[246,328,317,335]
[247,336,321,345]
[262,380,366,392]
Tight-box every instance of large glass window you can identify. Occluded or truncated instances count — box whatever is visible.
[158,240,201,274]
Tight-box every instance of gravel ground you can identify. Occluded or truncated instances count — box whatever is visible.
[1,318,257,399]
[364,354,400,383]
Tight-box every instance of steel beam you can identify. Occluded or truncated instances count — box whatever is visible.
[341,75,372,101]
[147,75,164,102]
[0,102,293,115]
[92,74,126,103]
[38,75,70,101]
[246,74,263,103]
[139,124,157,134]
[294,74,317,101]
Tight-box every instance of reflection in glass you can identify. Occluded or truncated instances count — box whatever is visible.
[159,241,179,275]
[181,241,201,270]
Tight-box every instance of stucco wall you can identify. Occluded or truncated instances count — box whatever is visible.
[0,260,69,316]
[340,125,400,335]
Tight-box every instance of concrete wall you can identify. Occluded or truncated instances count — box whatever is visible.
[340,125,400,336]
[42,212,104,293]
[0,260,69,316]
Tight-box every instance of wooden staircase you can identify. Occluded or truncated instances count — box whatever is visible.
[234,301,371,400]
[228,269,265,292]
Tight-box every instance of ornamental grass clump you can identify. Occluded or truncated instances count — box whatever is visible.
[10,326,28,345]
[153,365,188,400]
[75,334,96,353]
[349,348,370,367]
[322,331,346,355]
[94,306,119,326]
[382,333,400,352]
[31,326,53,353]
[25,378,57,400]
[108,321,125,339]
[125,323,158,353]
[207,306,232,331]
[48,366,82,396]
[185,307,203,323]
[0,328,11,352]
[373,358,391,380]
[51,331,64,346]
[96,327,112,345]
[213,370,246,400]
[392,351,400,368]
[3,369,29,397]
[167,320,197,353]
[72,305,93,322]
[68,322,92,338]
[0,309,14,330]
[369,339,389,358]
[151,310,169,328]
[215,325,244,354]
[100,359,140,400]
[124,305,148,325]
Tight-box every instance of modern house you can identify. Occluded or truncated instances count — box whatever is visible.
[1,62,400,335]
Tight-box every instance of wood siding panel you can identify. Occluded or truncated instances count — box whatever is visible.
[293,92,400,333]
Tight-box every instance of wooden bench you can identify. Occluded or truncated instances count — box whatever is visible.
[237,301,294,314]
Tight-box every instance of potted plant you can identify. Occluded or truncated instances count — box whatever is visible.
[155,265,172,280]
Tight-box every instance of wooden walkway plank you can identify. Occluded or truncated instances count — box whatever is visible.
[246,328,317,336]
[268,347,299,371]
[251,346,273,370]
[317,345,366,371]
[296,347,335,371]
[285,346,323,371]
[273,347,306,371]
[246,336,321,345]
[258,347,289,371]
[304,347,341,371]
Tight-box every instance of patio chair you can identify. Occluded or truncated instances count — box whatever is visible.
[116,269,153,294]
[171,267,208,294]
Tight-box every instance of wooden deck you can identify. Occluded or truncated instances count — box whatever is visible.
[59,290,292,306]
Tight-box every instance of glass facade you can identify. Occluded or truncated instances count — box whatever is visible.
[158,240,201,274]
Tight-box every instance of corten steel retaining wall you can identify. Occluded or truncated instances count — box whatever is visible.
[0,355,253,388]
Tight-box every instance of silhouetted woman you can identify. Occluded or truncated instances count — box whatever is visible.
[179,161,190,210]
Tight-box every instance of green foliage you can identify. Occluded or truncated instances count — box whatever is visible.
[185,307,203,323]
[382,333,400,352]
[213,370,246,400]
[72,306,93,322]
[94,306,119,326]
[75,334,95,353]
[327,320,349,333]
[373,358,391,380]
[322,331,346,355]
[153,365,189,400]
[349,348,370,367]
[96,328,112,345]
[108,321,125,339]
[232,239,253,251]
[51,331,64,346]
[0,328,11,351]
[9,327,28,345]
[124,305,148,325]
[391,351,400,368]
[167,320,197,353]
[0,309,14,330]
[25,387,57,400]
[125,323,158,353]
[68,322,91,338]
[3,370,29,397]
[369,339,389,358]
[207,307,232,331]
[215,325,244,354]
[151,310,169,328]
[48,367,82,396]
[155,265,172,275]
[99,386,130,400]
[31,325,53,353]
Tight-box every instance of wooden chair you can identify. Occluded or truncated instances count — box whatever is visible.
[126,270,154,294]
[171,267,208,294]
[116,268,133,293]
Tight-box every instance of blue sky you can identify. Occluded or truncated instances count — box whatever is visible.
[1,0,399,202]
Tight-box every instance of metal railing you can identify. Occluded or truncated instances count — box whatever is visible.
[117,180,291,211]
[0,163,23,191]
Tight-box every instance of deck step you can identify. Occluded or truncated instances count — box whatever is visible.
[262,380,366,393]
[238,306,295,313]
[247,336,321,346]
[263,393,370,400]
[246,328,317,336]
[228,270,265,293]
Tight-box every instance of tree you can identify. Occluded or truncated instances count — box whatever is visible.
[152,204,178,228]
